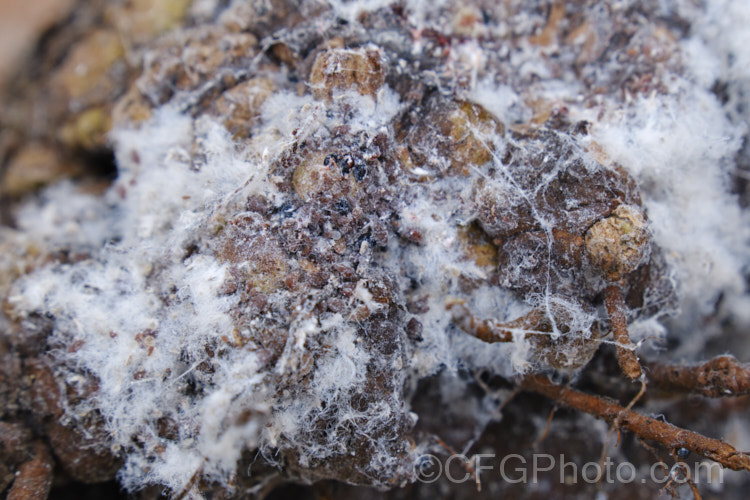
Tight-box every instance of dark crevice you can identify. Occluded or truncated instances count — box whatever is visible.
[76,148,118,181]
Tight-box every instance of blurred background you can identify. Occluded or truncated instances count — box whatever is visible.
[0,0,73,86]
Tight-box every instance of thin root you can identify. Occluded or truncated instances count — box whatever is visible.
[533,403,558,449]
[604,284,643,380]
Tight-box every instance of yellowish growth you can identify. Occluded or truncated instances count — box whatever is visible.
[112,87,153,126]
[441,101,503,175]
[585,204,651,281]
[108,0,192,45]
[1,146,80,197]
[59,107,112,149]
[53,30,124,104]
[457,224,499,269]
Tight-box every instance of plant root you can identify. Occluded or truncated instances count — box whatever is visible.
[604,284,643,381]
[6,441,53,500]
[645,355,750,398]
[519,374,750,472]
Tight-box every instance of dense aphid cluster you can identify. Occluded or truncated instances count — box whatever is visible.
[1,1,750,499]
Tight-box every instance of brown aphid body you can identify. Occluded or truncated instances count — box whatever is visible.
[310,46,386,100]
[397,96,504,176]
[210,77,277,140]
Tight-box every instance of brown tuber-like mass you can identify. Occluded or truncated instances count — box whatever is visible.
[1,1,750,500]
